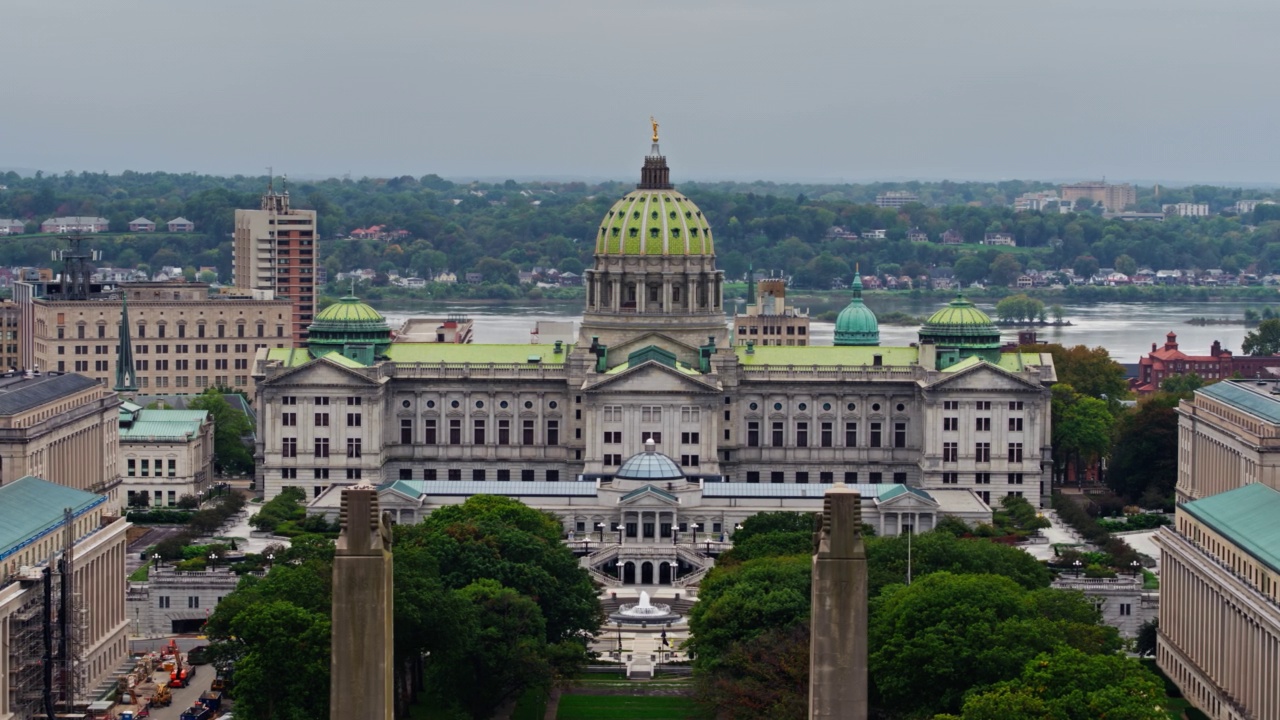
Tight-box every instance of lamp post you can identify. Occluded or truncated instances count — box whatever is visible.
[208,553,218,571]
[596,522,604,543]
[151,553,161,572]
[669,560,679,585]
[616,525,623,545]
[1073,559,1082,577]
[1130,560,1141,577]
[616,621,623,655]
[692,523,700,544]
[265,553,275,570]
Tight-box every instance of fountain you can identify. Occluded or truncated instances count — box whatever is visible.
[610,591,682,624]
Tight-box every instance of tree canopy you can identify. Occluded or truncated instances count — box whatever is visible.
[188,388,254,474]
[1243,318,1280,356]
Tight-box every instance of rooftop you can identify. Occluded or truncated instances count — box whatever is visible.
[0,373,100,415]
[734,345,919,367]
[0,476,106,562]
[1197,380,1280,424]
[377,480,598,498]
[384,343,574,365]
[702,483,933,500]
[119,408,209,442]
[1180,482,1280,573]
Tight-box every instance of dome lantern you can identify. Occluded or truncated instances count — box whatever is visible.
[834,270,880,346]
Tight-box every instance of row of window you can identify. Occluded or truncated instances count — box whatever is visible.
[280,468,363,482]
[601,431,700,445]
[60,343,259,356]
[740,470,909,484]
[601,405,700,423]
[281,437,363,458]
[573,520,725,536]
[156,595,216,609]
[280,396,362,406]
[126,458,178,477]
[127,490,177,506]
[942,443,1024,463]
[746,421,907,448]
[940,473,1025,484]
[943,401,1024,411]
[55,367,246,387]
[392,468,563,482]
[944,417,1023,432]
[396,418,560,446]
[281,412,361,427]
[58,323,284,339]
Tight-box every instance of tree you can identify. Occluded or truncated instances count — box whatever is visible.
[1107,394,1180,503]
[1114,253,1138,276]
[1072,254,1100,279]
[953,255,988,286]
[188,389,254,474]
[1135,618,1158,657]
[1242,318,1280,356]
[1033,344,1128,401]
[1160,372,1205,396]
[868,572,1120,718]
[686,554,811,671]
[988,253,1022,287]
[1051,384,1114,485]
[949,647,1167,720]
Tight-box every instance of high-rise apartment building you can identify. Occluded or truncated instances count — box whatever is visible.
[234,184,318,344]
[1060,181,1136,212]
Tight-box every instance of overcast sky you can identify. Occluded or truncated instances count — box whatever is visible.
[4,1,1277,184]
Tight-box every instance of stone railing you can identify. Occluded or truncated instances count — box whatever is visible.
[740,365,917,381]
[391,362,570,381]
[674,566,711,587]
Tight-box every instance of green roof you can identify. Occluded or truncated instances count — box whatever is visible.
[1180,483,1280,573]
[595,189,714,256]
[734,345,918,367]
[0,477,106,561]
[620,484,680,503]
[834,274,880,346]
[323,353,367,369]
[1198,381,1280,424]
[265,347,314,367]
[919,295,1001,348]
[385,343,573,365]
[119,408,208,442]
[314,296,386,324]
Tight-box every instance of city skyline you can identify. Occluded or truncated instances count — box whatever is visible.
[3,1,1278,184]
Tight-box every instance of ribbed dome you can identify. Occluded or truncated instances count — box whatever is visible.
[307,296,392,364]
[918,294,1001,348]
[616,441,685,480]
[314,296,385,325]
[834,275,879,346]
[595,190,714,256]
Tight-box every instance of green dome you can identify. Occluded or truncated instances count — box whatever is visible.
[595,190,714,256]
[307,296,392,365]
[834,275,879,346]
[918,294,1001,348]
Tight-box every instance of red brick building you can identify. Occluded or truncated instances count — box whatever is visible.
[1132,332,1280,394]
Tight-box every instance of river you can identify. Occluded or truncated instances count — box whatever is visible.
[377,297,1276,364]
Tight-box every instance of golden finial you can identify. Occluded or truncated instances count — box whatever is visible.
[650,116,659,143]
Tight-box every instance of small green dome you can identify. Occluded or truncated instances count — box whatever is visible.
[308,296,392,364]
[834,275,879,346]
[595,189,714,256]
[919,294,1001,348]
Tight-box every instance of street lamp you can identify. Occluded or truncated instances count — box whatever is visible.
[151,553,161,571]
[692,523,701,543]
[1072,559,1082,577]
[669,561,679,585]
[1130,560,1141,577]
[596,522,604,543]
[208,553,218,571]
[265,553,275,570]
[616,621,623,655]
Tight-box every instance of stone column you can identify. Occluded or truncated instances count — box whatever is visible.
[809,485,868,720]
[330,486,394,720]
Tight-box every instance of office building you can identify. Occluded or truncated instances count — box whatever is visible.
[119,402,215,508]
[733,276,810,346]
[1060,181,1136,212]
[234,183,318,344]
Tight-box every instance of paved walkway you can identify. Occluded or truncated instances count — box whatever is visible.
[1020,509,1084,562]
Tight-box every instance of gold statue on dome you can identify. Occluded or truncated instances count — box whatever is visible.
[650,116,659,143]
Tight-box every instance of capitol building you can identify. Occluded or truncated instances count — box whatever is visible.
[252,132,1056,584]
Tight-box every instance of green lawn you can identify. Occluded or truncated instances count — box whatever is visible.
[556,694,706,720]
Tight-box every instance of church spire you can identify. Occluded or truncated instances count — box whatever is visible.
[114,293,137,393]
[746,264,756,305]
[852,263,863,299]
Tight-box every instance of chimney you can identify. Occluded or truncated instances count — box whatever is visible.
[746,340,755,355]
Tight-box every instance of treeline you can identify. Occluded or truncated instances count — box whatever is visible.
[3,170,1280,290]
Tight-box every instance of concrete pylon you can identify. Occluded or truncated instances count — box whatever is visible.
[808,485,868,720]
[331,484,394,720]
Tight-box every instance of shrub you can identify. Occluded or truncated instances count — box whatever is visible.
[176,494,200,510]
[126,509,195,525]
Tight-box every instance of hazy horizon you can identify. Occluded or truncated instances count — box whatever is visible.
[5,0,1279,185]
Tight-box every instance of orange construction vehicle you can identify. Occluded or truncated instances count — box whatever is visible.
[170,662,195,688]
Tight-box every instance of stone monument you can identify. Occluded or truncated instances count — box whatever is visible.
[331,483,394,720]
[808,484,868,720]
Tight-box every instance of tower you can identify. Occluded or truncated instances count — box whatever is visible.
[234,176,319,344]
[578,121,728,354]
[330,484,394,720]
[114,294,137,393]
[809,484,868,720]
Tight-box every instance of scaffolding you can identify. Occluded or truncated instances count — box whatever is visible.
[5,508,87,720]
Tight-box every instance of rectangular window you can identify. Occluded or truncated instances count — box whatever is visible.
[796,421,809,448]
[522,420,535,445]
[346,469,362,480]
[642,431,662,444]
[943,442,958,463]
[347,413,362,427]
[746,471,760,483]
[315,412,329,426]
[347,396,362,406]
[1007,473,1024,485]
[944,400,958,410]
[400,469,413,480]
[1120,603,1132,616]
[680,431,700,444]
[546,470,560,482]
[845,422,857,447]
[472,469,485,481]
[870,422,882,448]
[282,412,297,426]
[894,422,906,448]
[127,459,136,476]
[869,471,882,483]
[497,469,511,481]
[845,471,858,483]
[314,468,330,480]
[820,421,833,447]
[158,596,170,609]
[604,453,622,466]
[976,401,991,410]
[1009,417,1023,432]
[498,419,510,445]
[680,454,700,467]
[424,419,437,444]
[473,419,486,445]
[893,471,907,484]
[521,469,535,482]
[1008,443,1023,463]
[282,438,297,458]
[975,417,990,432]
[448,469,462,481]
[771,421,784,447]
[943,417,958,431]
[978,490,991,505]
[316,397,330,405]
[315,438,330,458]
[347,438,362,458]
[975,472,991,484]
[188,596,200,609]
[641,406,662,423]
[819,471,834,483]
[546,420,559,446]
[449,419,462,444]
[681,406,700,423]
[168,459,176,477]
[747,421,760,447]
[942,472,958,484]
[976,442,991,463]
[770,471,785,484]
[603,431,622,444]
[604,405,622,422]
[1009,401,1024,410]
[421,469,436,480]
[795,471,809,483]
[400,419,412,444]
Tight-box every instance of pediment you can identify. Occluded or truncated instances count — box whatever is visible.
[604,333,703,367]
[267,356,382,388]
[875,489,939,510]
[584,361,720,394]
[927,362,1041,392]
[617,484,681,506]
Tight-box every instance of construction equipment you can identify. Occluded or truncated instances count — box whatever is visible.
[170,661,196,688]
[151,683,172,707]
[197,690,223,713]
[179,703,213,720]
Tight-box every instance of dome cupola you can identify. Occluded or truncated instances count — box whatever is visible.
[615,438,685,481]
[307,295,392,365]
[918,294,1002,367]
[834,272,879,346]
